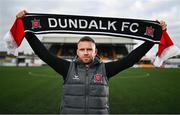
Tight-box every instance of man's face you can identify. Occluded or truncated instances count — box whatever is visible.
[77,41,97,64]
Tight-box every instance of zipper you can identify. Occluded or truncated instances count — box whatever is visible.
[85,66,89,113]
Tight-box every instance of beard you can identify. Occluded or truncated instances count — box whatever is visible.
[79,57,94,64]
[82,58,93,64]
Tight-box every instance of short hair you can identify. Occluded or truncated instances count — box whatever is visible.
[78,36,96,44]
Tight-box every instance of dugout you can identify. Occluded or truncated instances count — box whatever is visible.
[41,34,136,61]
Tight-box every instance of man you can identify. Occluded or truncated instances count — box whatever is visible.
[17,10,167,114]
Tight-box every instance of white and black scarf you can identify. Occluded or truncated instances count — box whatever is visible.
[23,13,162,43]
[6,13,179,68]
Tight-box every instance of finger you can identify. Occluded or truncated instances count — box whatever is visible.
[16,12,23,18]
[156,20,165,25]
[16,10,27,18]
[22,10,27,15]
[23,10,28,14]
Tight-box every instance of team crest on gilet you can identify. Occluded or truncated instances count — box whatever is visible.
[94,73,103,82]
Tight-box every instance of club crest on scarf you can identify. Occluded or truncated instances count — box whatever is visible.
[31,19,42,29]
[144,26,154,37]
[94,73,102,82]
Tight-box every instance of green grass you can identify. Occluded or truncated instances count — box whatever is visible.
[0,66,180,114]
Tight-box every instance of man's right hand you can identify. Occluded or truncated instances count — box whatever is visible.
[16,10,27,18]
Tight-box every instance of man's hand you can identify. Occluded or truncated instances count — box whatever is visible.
[159,20,167,31]
[16,10,27,18]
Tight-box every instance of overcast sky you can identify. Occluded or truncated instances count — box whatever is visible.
[0,0,180,56]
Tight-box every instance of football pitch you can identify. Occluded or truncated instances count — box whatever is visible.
[0,66,180,114]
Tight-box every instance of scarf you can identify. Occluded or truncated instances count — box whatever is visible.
[23,13,162,43]
[4,13,180,67]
